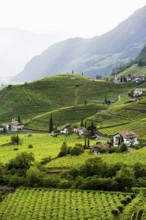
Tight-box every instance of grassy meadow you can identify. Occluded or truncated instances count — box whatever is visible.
[1,132,146,169]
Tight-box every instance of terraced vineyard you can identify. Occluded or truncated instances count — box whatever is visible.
[121,193,146,220]
[90,95,146,139]
[26,104,107,131]
[0,74,131,128]
[0,188,135,220]
[47,146,146,168]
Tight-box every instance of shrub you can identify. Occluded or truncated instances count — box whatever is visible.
[40,156,51,165]
[7,152,35,171]
[11,135,21,145]
[28,144,33,148]
[109,147,116,153]
[119,143,128,152]
[8,175,26,187]
[58,179,71,189]
[26,166,45,186]
[27,134,32,137]
[70,146,84,156]
[58,142,71,157]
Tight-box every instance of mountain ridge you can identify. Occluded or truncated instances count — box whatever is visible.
[13,5,146,82]
[0,27,70,77]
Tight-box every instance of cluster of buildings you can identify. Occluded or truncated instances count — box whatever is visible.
[0,118,24,133]
[114,74,145,84]
[91,131,139,154]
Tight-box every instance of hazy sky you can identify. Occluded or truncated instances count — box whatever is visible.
[0,0,146,38]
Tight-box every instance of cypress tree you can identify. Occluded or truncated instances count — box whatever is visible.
[87,139,90,148]
[80,118,84,127]
[85,121,87,128]
[17,115,21,123]
[84,138,87,149]
[91,122,95,136]
[105,95,107,104]
[16,135,19,145]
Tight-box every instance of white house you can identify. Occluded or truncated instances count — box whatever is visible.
[60,128,69,134]
[11,118,24,131]
[0,125,4,133]
[60,123,71,134]
[113,131,138,147]
[134,88,146,97]
[74,127,87,136]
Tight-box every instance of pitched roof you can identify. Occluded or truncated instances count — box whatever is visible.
[11,122,24,126]
[120,131,137,139]
[75,127,87,132]
[92,143,110,149]
[60,123,71,130]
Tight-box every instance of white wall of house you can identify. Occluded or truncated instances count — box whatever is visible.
[113,133,139,147]
[123,137,138,146]
[113,134,121,147]
[11,124,24,132]
[0,127,4,133]
[60,128,68,134]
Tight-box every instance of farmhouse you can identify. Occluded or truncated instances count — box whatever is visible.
[113,131,138,147]
[134,88,146,97]
[74,127,87,136]
[60,123,71,134]
[0,125,5,133]
[90,143,110,154]
[11,118,24,131]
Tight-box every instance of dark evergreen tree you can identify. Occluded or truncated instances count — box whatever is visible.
[80,118,84,127]
[84,138,87,148]
[49,114,53,133]
[85,121,87,128]
[87,139,90,148]
[17,116,21,123]
[91,122,95,136]
[123,76,127,82]
[105,95,107,104]
[11,135,20,145]
[16,135,19,145]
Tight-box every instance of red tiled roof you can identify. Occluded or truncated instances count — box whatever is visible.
[92,143,110,149]
[120,131,137,139]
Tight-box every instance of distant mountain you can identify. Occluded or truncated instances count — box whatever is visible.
[0,28,70,77]
[14,5,146,82]
[137,45,146,66]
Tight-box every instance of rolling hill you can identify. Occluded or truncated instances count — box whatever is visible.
[1,72,146,138]
[13,5,146,82]
[0,74,131,130]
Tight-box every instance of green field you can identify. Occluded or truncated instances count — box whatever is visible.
[1,133,146,169]
[0,187,135,220]
[0,133,93,164]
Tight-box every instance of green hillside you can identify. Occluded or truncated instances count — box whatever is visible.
[0,74,132,130]
[137,45,146,66]
[90,91,146,139]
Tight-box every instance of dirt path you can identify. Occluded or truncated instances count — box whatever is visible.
[23,88,35,104]
[74,86,79,106]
